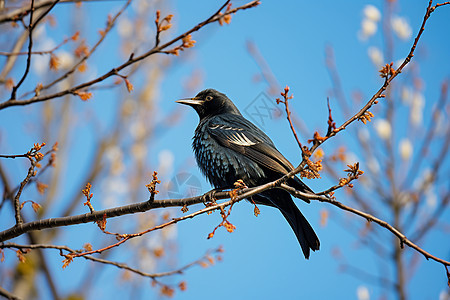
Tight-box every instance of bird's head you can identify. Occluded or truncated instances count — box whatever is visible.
[176,89,241,119]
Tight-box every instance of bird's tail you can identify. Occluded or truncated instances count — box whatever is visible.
[254,190,320,259]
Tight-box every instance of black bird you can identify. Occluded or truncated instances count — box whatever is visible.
[177,89,320,259]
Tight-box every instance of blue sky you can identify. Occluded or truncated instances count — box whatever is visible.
[1,0,449,299]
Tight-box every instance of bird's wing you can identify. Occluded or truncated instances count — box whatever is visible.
[207,114,295,175]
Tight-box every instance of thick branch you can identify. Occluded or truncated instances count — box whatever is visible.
[0,167,318,242]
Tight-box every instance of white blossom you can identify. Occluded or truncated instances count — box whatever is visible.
[132,0,151,13]
[410,92,425,126]
[398,191,411,206]
[32,51,50,75]
[399,138,413,161]
[158,149,174,176]
[57,51,74,70]
[101,176,128,206]
[374,119,391,140]
[367,46,384,68]
[131,142,147,161]
[105,145,123,162]
[130,120,147,139]
[122,98,137,117]
[357,285,370,300]
[359,19,378,40]
[358,128,370,143]
[401,87,412,104]
[105,146,124,175]
[392,16,412,40]
[367,157,380,174]
[364,5,381,22]
[118,17,133,38]
[426,187,437,209]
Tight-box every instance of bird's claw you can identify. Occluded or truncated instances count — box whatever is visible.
[202,189,219,204]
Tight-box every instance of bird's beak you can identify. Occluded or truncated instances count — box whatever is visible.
[176,97,204,106]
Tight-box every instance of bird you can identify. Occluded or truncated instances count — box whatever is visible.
[176,88,320,259]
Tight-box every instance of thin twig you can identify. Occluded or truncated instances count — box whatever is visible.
[276,86,303,150]
[294,0,450,175]
[0,0,124,24]
[21,0,132,99]
[13,160,37,225]
[0,286,21,300]
[0,242,223,279]
[0,0,260,109]
[0,33,76,56]
[10,0,36,100]
[280,184,450,267]
[9,0,62,100]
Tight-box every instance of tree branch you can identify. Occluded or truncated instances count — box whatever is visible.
[281,184,450,267]
[0,242,223,280]
[0,286,21,300]
[9,0,61,100]
[0,168,319,242]
[0,0,120,24]
[0,0,260,110]
[9,0,36,100]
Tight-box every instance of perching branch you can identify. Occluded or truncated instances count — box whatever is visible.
[0,174,318,242]
[1,159,449,270]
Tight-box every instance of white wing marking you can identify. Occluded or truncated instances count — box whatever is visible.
[227,132,257,146]
[209,124,256,146]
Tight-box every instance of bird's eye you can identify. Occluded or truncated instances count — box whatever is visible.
[205,96,213,101]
